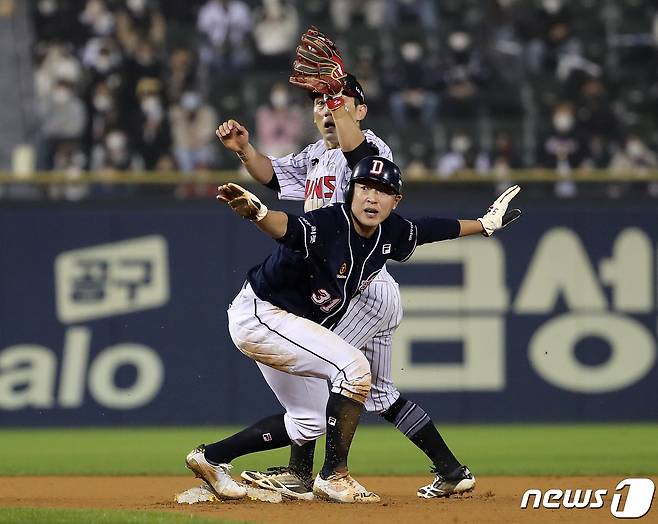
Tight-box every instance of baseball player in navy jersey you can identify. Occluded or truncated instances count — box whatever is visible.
[185,155,521,503]
[214,26,493,500]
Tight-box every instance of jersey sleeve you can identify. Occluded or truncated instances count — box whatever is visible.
[388,214,419,262]
[387,214,461,262]
[363,130,393,161]
[276,207,337,258]
[269,144,312,201]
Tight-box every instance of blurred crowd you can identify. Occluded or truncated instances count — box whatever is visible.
[28,0,658,198]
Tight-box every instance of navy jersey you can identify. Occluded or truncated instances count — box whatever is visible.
[247,204,460,329]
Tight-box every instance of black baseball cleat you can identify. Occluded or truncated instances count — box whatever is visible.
[417,465,476,499]
[241,466,315,500]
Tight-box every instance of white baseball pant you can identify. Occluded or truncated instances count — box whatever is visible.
[253,267,403,444]
[227,283,371,446]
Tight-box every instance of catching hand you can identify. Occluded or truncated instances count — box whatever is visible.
[217,183,268,222]
[289,26,346,96]
[478,185,522,236]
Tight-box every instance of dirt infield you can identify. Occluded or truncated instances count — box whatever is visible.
[0,476,655,523]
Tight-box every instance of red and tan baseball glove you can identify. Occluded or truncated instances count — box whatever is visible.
[289,26,346,97]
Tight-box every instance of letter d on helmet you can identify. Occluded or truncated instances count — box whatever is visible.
[347,156,402,203]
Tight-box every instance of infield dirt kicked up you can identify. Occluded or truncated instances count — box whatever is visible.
[2,476,656,524]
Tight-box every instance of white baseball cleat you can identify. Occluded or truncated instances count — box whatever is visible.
[312,472,380,503]
[185,445,247,499]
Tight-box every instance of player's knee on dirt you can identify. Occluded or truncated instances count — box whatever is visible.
[331,352,371,404]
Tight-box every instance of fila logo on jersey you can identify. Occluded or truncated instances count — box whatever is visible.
[337,262,348,279]
[328,417,337,426]
[382,244,391,254]
[262,433,273,442]
[370,159,384,175]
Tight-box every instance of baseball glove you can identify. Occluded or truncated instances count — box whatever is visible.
[289,26,346,96]
[478,185,522,236]
[217,183,268,222]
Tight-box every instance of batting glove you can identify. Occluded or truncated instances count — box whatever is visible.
[478,185,522,236]
[217,183,268,222]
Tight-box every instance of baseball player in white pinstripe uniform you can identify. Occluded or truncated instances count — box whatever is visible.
[215,28,476,500]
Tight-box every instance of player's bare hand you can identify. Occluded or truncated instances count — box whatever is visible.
[216,120,249,152]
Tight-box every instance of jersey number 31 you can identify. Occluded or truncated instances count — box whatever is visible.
[311,289,342,312]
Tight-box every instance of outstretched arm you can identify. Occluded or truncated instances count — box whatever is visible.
[415,185,522,244]
[217,183,288,239]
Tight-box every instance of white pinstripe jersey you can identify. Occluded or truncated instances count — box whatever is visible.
[269,129,392,211]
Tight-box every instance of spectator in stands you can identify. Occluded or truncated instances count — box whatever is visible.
[81,37,124,92]
[438,30,488,118]
[122,39,164,117]
[329,0,386,32]
[581,134,613,171]
[525,0,573,74]
[37,79,87,170]
[577,78,619,142]
[129,78,172,170]
[170,90,218,171]
[254,82,305,157]
[487,131,523,176]
[384,0,437,31]
[538,102,589,198]
[538,102,587,172]
[85,80,121,152]
[402,141,433,180]
[34,42,83,100]
[610,134,658,175]
[49,142,88,201]
[437,130,487,178]
[116,0,166,55]
[165,48,197,102]
[197,0,254,73]
[79,0,116,38]
[90,128,134,172]
[253,0,299,71]
[386,41,439,126]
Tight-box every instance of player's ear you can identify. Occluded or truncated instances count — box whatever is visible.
[355,102,368,122]
[393,194,402,209]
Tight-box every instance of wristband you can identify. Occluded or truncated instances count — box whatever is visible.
[253,202,268,222]
[325,95,344,111]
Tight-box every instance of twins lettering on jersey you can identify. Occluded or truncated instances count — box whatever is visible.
[304,175,336,201]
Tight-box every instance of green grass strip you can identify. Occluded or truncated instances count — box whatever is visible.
[0,507,248,524]
[1,424,656,476]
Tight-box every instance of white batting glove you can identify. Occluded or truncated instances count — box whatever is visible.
[478,184,522,236]
[217,183,268,222]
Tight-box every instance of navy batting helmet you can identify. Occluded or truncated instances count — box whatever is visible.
[350,156,402,195]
